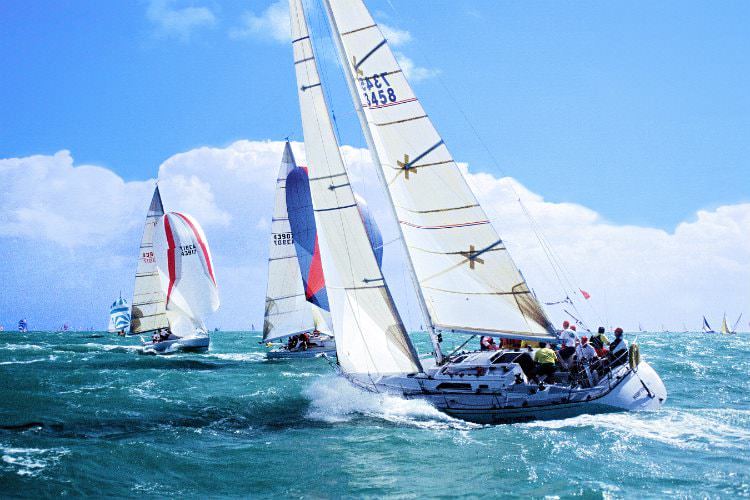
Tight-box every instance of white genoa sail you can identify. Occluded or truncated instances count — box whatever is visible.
[108,295,131,333]
[721,314,730,334]
[290,0,421,375]
[153,212,220,337]
[130,186,169,335]
[263,142,318,342]
[323,0,555,341]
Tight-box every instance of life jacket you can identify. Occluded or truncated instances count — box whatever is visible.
[590,334,604,349]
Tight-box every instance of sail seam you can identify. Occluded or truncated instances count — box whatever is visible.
[314,203,358,212]
[295,56,315,65]
[399,220,490,229]
[341,24,377,36]
[393,203,480,214]
[374,114,427,127]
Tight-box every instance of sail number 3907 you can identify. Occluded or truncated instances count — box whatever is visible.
[360,73,397,107]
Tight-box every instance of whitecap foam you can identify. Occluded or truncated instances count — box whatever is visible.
[1,445,69,477]
[0,344,46,351]
[303,375,479,430]
[521,408,750,451]
[208,353,265,362]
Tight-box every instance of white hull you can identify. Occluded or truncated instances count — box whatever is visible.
[141,335,210,354]
[349,351,667,424]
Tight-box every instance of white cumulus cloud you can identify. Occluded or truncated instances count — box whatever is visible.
[145,0,217,41]
[1,142,748,333]
[230,0,290,43]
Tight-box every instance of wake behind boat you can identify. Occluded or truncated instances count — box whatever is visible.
[288,0,667,423]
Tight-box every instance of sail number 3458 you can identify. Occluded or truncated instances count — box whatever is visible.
[360,73,397,107]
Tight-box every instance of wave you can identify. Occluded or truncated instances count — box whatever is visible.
[1,445,69,477]
[207,353,266,363]
[303,375,479,430]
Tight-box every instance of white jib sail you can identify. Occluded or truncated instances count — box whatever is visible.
[289,0,421,375]
[130,186,169,334]
[263,142,318,342]
[324,0,555,340]
[153,212,220,337]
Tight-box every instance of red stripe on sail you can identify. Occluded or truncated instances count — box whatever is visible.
[305,235,325,300]
[164,214,177,307]
[174,212,216,286]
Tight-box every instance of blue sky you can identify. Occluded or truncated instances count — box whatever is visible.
[3,0,747,228]
[1,0,748,331]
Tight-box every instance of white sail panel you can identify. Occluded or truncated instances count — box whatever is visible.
[108,295,131,333]
[290,0,421,374]
[264,142,317,341]
[153,212,220,334]
[130,186,169,334]
[325,0,555,339]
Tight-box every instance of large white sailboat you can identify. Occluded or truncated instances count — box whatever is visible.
[263,142,336,359]
[130,187,219,353]
[289,0,666,423]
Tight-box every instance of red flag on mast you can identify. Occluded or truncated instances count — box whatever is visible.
[579,289,591,300]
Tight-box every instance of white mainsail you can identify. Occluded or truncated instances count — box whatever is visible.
[263,142,318,342]
[130,186,169,334]
[290,0,421,375]
[323,0,555,341]
[152,212,220,337]
[721,314,730,335]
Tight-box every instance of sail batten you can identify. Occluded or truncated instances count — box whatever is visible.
[289,0,421,375]
[324,0,556,340]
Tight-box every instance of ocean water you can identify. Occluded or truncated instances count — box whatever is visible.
[0,331,748,498]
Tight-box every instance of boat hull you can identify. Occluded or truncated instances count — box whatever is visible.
[266,343,336,359]
[141,336,210,354]
[366,361,667,425]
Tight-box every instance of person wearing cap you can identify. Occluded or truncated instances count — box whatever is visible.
[575,336,598,362]
[590,327,610,357]
[608,327,628,367]
[534,341,557,382]
[480,336,498,351]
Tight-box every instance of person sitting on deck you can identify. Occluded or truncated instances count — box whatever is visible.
[480,336,498,351]
[590,327,610,357]
[534,342,557,382]
[287,335,298,350]
[608,328,629,367]
[299,332,311,351]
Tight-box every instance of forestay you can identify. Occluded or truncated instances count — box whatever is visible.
[130,187,169,335]
[324,0,555,340]
[264,143,318,341]
[289,0,421,375]
[153,212,220,336]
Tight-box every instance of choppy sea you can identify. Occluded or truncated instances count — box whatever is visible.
[0,331,748,498]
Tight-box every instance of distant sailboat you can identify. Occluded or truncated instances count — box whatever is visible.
[288,0,666,423]
[702,316,716,334]
[720,314,730,335]
[262,141,335,359]
[108,293,131,335]
[130,186,219,353]
[17,319,28,332]
[730,314,742,334]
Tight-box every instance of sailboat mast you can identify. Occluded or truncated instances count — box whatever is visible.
[320,0,444,364]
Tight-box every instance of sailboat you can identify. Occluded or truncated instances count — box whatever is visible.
[288,0,666,423]
[108,293,131,335]
[702,316,716,334]
[17,319,28,332]
[720,314,731,335]
[731,314,742,334]
[130,187,219,353]
[262,142,336,359]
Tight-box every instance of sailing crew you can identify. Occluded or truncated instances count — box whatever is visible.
[480,336,498,351]
[534,342,557,382]
[608,327,628,367]
[590,327,610,356]
[575,336,598,362]
[558,321,578,363]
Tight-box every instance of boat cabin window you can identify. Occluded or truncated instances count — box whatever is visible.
[492,352,522,364]
[435,382,472,391]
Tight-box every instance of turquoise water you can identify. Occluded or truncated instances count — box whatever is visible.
[1,331,748,498]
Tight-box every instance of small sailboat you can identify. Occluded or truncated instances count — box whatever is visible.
[702,316,716,334]
[17,319,28,332]
[720,314,731,335]
[288,0,666,423]
[108,293,131,335]
[130,187,219,353]
[731,314,742,334]
[263,142,336,359]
